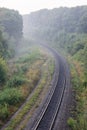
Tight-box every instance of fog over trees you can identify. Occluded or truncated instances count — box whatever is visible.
[0,6,87,129]
[0,8,23,58]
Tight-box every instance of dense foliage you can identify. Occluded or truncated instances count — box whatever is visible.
[23,6,87,36]
[0,8,23,39]
[0,8,23,59]
[23,6,87,79]
[0,57,7,85]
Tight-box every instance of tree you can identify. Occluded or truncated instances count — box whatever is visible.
[0,8,23,40]
[0,57,7,85]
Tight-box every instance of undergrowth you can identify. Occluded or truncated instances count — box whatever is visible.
[67,56,87,130]
[0,48,45,128]
[0,47,55,129]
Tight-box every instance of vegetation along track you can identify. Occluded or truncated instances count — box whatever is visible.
[25,44,70,130]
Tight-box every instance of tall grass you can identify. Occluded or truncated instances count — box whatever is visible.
[68,57,87,130]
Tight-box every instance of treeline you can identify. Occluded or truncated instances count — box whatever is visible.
[0,8,23,58]
[23,6,87,37]
[23,6,87,81]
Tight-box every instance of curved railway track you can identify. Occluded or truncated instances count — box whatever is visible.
[25,45,70,130]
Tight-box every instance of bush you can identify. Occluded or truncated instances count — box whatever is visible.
[68,117,87,130]
[17,50,41,64]
[67,117,77,130]
[6,76,28,88]
[0,88,23,105]
[0,57,7,85]
[21,64,29,73]
[0,103,9,121]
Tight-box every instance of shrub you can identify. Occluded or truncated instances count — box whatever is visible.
[6,76,28,88]
[0,88,23,105]
[0,103,9,121]
[17,50,41,64]
[0,57,7,85]
[68,117,77,130]
[21,64,29,72]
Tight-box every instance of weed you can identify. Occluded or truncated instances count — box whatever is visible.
[68,57,87,130]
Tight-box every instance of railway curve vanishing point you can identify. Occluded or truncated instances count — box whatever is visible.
[25,44,71,130]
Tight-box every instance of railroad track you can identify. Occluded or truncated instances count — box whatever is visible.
[25,45,68,130]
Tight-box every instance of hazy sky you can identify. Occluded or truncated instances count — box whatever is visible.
[0,0,87,14]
